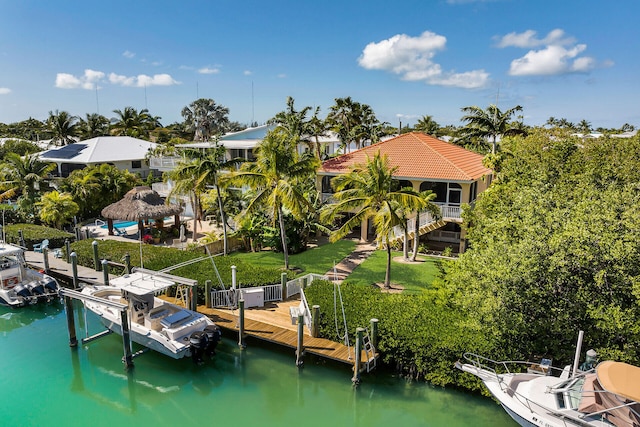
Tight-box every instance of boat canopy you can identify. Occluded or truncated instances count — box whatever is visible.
[110,272,176,296]
[597,361,640,402]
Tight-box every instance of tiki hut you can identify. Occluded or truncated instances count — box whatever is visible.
[101,186,183,237]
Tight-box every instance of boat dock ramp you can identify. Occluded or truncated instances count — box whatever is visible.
[25,249,379,382]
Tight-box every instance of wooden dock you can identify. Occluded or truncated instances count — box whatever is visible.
[26,249,376,373]
[200,306,359,366]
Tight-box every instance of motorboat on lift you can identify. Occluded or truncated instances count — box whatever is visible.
[0,242,59,308]
[456,352,640,427]
[81,268,221,363]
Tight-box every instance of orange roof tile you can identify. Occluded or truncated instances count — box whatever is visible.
[319,132,491,181]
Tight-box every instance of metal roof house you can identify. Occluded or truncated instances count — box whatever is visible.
[318,132,493,252]
[38,136,158,178]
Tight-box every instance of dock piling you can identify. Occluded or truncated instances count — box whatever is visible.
[64,295,78,347]
[102,260,109,286]
[352,328,364,386]
[370,318,379,350]
[65,239,70,262]
[120,309,134,369]
[296,314,305,367]
[70,252,78,289]
[43,247,50,272]
[205,280,212,308]
[238,299,246,349]
[92,241,100,271]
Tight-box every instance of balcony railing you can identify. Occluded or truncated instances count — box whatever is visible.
[149,156,181,170]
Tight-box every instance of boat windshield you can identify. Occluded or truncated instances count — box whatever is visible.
[566,377,585,409]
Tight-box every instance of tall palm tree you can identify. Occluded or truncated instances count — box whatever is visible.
[168,145,239,254]
[37,191,79,229]
[79,113,110,139]
[111,107,155,138]
[320,152,428,288]
[327,97,382,153]
[459,104,523,154]
[181,98,230,142]
[268,96,312,141]
[224,129,320,269]
[47,110,78,146]
[0,153,55,219]
[307,106,330,159]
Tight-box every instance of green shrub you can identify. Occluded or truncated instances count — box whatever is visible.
[5,223,75,250]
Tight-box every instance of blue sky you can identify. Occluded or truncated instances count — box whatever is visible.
[1,0,638,130]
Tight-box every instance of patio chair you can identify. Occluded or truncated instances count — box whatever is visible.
[33,239,49,253]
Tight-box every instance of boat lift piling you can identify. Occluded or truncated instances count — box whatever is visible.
[59,287,134,369]
[296,313,305,367]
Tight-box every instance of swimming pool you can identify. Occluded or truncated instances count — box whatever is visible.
[100,220,139,229]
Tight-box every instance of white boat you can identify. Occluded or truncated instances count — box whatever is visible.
[81,269,221,363]
[456,352,640,427]
[0,242,59,308]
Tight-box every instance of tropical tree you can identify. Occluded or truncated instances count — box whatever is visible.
[414,115,440,136]
[78,113,110,139]
[307,106,330,159]
[37,191,79,229]
[47,110,78,146]
[268,96,312,140]
[181,98,230,142]
[167,144,239,254]
[458,104,524,153]
[577,119,592,134]
[410,190,439,261]
[224,129,320,269]
[327,97,383,153]
[0,153,55,220]
[320,152,429,287]
[111,107,156,138]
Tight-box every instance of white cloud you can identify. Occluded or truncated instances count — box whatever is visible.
[277,74,287,78]
[55,69,105,89]
[198,67,220,74]
[0,87,11,95]
[358,31,489,89]
[497,29,597,76]
[109,73,179,87]
[123,50,135,59]
[243,70,252,76]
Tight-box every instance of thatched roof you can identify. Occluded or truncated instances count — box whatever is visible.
[101,186,183,221]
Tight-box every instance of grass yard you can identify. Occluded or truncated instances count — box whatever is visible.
[227,239,357,275]
[344,250,444,293]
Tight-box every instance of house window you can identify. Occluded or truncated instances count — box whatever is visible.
[420,181,447,203]
[131,160,142,169]
[448,183,462,205]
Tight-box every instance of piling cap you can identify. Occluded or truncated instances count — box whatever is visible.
[586,349,597,358]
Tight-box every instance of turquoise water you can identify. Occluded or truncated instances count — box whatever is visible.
[0,302,516,427]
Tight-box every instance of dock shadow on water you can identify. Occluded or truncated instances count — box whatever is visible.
[0,303,516,426]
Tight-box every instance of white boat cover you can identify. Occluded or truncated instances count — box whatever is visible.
[110,272,176,296]
[0,243,24,257]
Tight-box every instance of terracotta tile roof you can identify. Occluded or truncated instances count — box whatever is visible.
[319,132,491,181]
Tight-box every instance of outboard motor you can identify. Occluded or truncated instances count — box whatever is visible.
[13,284,33,304]
[189,331,208,365]
[203,325,222,358]
[42,277,58,294]
[27,281,45,298]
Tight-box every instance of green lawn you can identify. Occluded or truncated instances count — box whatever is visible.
[227,239,357,275]
[343,250,443,293]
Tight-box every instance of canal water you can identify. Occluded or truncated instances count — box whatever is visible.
[0,302,516,427]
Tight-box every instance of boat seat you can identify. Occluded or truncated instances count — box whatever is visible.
[160,310,192,328]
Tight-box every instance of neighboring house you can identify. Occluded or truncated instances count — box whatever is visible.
[317,132,493,253]
[38,136,158,178]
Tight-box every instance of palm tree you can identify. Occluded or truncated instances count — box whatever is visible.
[79,113,110,139]
[414,115,440,136]
[167,145,239,254]
[307,106,330,159]
[459,104,523,154]
[577,119,592,134]
[268,96,312,140]
[327,97,382,153]
[37,191,79,229]
[47,110,78,146]
[0,153,56,220]
[320,152,428,288]
[409,190,439,262]
[181,98,230,142]
[111,107,155,138]
[224,129,320,269]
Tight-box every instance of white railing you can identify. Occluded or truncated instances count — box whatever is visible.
[299,288,312,333]
[430,230,461,243]
[149,156,181,170]
[438,203,462,220]
[390,209,439,241]
[210,284,284,308]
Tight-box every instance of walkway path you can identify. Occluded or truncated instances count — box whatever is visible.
[324,241,377,283]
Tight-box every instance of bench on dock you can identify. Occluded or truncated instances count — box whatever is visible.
[289,301,306,325]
